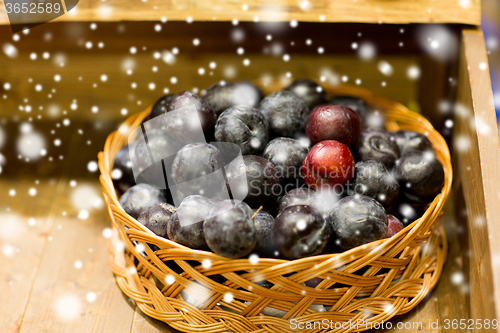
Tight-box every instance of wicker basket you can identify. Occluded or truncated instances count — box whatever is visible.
[98,81,452,333]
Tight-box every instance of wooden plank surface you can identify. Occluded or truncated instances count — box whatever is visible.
[13,128,137,333]
[454,29,500,330]
[0,180,62,332]
[0,118,84,332]
[0,0,481,25]
[17,183,137,333]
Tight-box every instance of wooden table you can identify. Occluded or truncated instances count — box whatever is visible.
[0,124,469,332]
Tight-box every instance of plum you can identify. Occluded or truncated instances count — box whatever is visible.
[388,199,427,226]
[171,143,225,198]
[356,128,400,169]
[203,81,262,115]
[112,142,137,193]
[393,151,445,203]
[386,214,404,237]
[137,202,176,238]
[167,195,213,249]
[284,79,328,109]
[145,93,174,121]
[163,91,216,143]
[204,200,256,258]
[329,195,388,250]
[302,140,355,190]
[329,96,369,123]
[349,160,399,209]
[252,209,276,257]
[133,128,183,190]
[119,183,166,219]
[262,137,309,180]
[259,90,309,137]
[277,187,342,223]
[215,105,269,155]
[305,105,361,147]
[225,155,281,209]
[278,187,315,212]
[391,130,433,156]
[273,205,330,259]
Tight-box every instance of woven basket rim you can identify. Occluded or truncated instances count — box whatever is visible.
[97,80,452,332]
[98,81,452,266]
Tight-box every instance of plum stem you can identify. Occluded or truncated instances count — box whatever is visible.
[251,206,263,219]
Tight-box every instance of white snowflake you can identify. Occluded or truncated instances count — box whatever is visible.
[377,61,393,76]
[454,135,471,152]
[459,0,471,8]
[71,184,104,210]
[486,37,498,51]
[407,65,421,80]
[417,25,457,61]
[249,253,259,264]
[102,228,112,238]
[17,131,46,160]
[202,259,212,269]
[299,1,311,11]
[2,244,15,257]
[54,294,81,320]
[249,137,261,149]
[358,42,376,60]
[86,292,97,302]
[78,210,89,220]
[87,161,98,172]
[451,271,464,285]
[223,292,234,303]
[165,274,175,285]
[231,28,245,43]
[3,43,18,58]
[296,219,306,231]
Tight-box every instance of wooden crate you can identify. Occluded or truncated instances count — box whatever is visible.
[0,1,498,331]
[0,0,482,25]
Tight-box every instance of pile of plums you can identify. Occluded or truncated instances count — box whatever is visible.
[113,79,445,260]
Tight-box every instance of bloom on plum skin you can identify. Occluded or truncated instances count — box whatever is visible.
[302,140,355,190]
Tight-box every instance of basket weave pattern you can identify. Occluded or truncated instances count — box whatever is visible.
[98,83,452,332]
